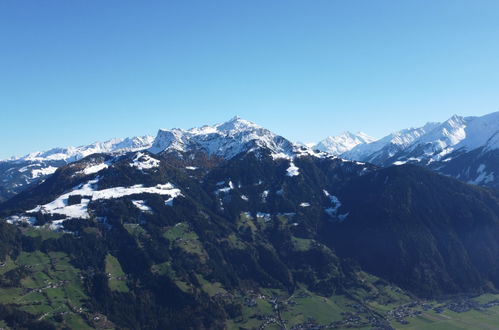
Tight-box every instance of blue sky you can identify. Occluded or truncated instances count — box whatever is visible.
[1,0,499,158]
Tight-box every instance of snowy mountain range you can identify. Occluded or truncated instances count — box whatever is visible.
[3,114,499,329]
[0,117,320,201]
[0,136,154,201]
[12,136,155,163]
[336,112,499,188]
[340,112,499,163]
[2,112,499,202]
[2,116,499,319]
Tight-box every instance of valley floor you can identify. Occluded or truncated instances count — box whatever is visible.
[1,226,499,329]
[227,288,499,330]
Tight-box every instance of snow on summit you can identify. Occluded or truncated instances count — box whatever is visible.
[148,116,296,159]
[6,112,499,200]
[341,111,499,165]
[313,132,376,156]
[15,136,154,163]
[7,112,499,166]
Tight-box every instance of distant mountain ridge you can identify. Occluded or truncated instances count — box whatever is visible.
[0,136,154,202]
[312,132,376,156]
[339,111,499,189]
[342,112,499,164]
[0,117,323,202]
[10,136,154,163]
[3,111,499,202]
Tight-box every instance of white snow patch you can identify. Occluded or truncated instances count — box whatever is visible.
[271,152,291,160]
[49,219,66,231]
[261,190,269,202]
[6,215,37,225]
[31,166,58,178]
[29,179,182,219]
[165,196,177,206]
[130,152,160,170]
[299,202,310,207]
[215,181,234,194]
[79,163,109,175]
[242,211,253,219]
[393,157,420,166]
[132,200,152,212]
[294,146,327,158]
[18,164,37,173]
[93,183,181,200]
[241,195,249,201]
[469,164,495,185]
[29,179,98,219]
[286,161,300,177]
[185,166,198,170]
[256,212,271,222]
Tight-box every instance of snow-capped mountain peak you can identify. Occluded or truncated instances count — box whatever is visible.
[313,132,376,156]
[392,115,466,160]
[215,115,259,133]
[456,111,499,151]
[149,117,295,159]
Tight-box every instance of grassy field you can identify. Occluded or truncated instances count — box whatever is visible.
[0,250,91,328]
[21,226,63,241]
[472,293,499,304]
[151,260,175,277]
[291,236,313,251]
[3,227,499,329]
[123,223,147,248]
[196,275,227,297]
[0,255,16,275]
[164,222,208,262]
[104,254,129,293]
[236,212,257,235]
[392,307,499,329]
[225,232,246,249]
[228,287,359,329]
[281,290,349,326]
[227,277,499,330]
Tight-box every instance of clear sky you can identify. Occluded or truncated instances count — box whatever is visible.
[1,0,499,158]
